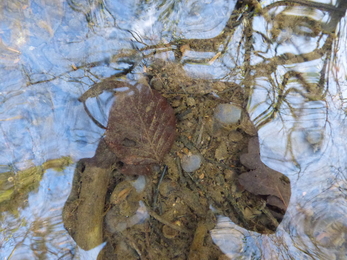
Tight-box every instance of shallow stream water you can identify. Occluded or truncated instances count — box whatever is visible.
[1,0,347,259]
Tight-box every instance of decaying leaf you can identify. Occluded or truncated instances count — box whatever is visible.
[104,83,176,166]
[238,137,291,211]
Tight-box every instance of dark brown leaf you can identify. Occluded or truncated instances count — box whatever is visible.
[238,137,291,211]
[119,163,156,176]
[104,83,176,165]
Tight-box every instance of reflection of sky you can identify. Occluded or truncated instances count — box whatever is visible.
[1,0,347,259]
[211,1,347,259]
[176,0,236,39]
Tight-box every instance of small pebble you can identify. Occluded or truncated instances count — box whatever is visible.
[159,180,179,197]
[186,97,196,106]
[150,77,163,91]
[212,82,227,92]
[228,131,243,142]
[214,103,241,125]
[240,115,258,136]
[181,154,202,172]
[215,142,228,161]
[224,169,237,181]
[162,225,179,239]
[171,99,181,107]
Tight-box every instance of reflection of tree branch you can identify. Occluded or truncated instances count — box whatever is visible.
[24,49,138,87]
[250,27,335,130]
[252,39,333,73]
[67,0,115,29]
[263,0,345,14]
[7,225,31,259]
[136,1,255,61]
[176,13,243,53]
[255,69,326,129]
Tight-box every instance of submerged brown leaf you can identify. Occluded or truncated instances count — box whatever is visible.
[104,83,176,166]
[238,137,291,211]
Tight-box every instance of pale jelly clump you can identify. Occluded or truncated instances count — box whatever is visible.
[181,154,202,172]
[214,103,241,125]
